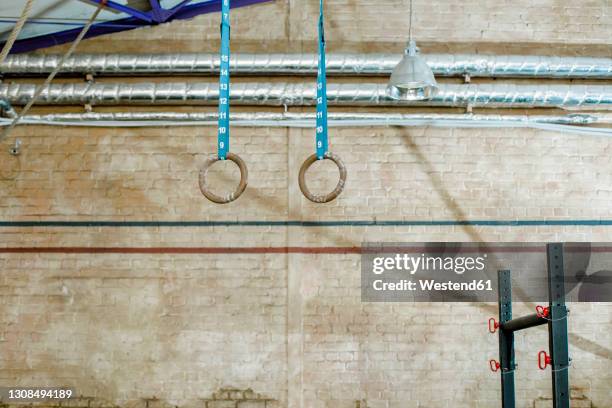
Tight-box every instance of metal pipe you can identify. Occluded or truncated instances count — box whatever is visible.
[4,111,602,125]
[500,313,548,333]
[1,53,611,78]
[1,83,611,109]
[3,112,611,136]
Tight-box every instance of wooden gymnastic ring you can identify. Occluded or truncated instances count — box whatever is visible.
[199,152,248,204]
[298,152,347,203]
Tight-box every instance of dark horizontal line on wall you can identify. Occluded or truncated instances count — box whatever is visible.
[1,219,612,228]
[1,246,611,255]
[0,247,360,254]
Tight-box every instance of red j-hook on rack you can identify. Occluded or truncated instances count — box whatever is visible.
[538,350,552,370]
[488,317,500,333]
[536,305,550,319]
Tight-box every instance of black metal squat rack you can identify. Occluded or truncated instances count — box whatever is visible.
[489,243,570,408]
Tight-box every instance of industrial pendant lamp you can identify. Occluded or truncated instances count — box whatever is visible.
[386,0,438,100]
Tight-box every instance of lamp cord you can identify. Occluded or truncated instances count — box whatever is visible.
[408,0,413,42]
[0,0,107,144]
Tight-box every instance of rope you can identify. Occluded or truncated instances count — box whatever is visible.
[501,363,571,374]
[0,0,36,64]
[537,305,570,322]
[551,365,570,373]
[539,315,568,322]
[0,0,107,144]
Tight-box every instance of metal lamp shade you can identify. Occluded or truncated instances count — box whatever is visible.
[386,41,438,101]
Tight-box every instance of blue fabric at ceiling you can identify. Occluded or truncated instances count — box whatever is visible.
[1,0,272,54]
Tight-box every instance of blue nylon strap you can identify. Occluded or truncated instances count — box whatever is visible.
[217,0,231,160]
[315,0,328,160]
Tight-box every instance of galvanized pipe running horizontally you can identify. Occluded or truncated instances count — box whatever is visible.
[1,53,611,78]
[1,83,611,109]
[3,112,610,136]
[3,111,605,126]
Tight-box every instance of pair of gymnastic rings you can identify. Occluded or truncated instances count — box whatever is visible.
[198,0,346,204]
[199,152,347,204]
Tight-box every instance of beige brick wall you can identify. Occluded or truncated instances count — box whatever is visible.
[2,125,612,407]
[0,253,288,406]
[1,1,612,408]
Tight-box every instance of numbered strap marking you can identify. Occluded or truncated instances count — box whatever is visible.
[218,0,231,160]
[315,0,329,160]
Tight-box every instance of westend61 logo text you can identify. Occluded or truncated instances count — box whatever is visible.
[362,243,612,302]
[372,253,487,275]
[364,251,494,300]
